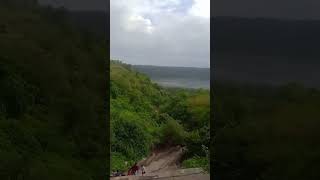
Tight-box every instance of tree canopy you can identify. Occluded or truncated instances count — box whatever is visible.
[110,61,210,172]
[0,3,107,179]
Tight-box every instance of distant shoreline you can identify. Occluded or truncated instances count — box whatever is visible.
[152,78,210,90]
[132,65,210,89]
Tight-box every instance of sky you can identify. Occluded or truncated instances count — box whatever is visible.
[38,0,320,67]
[39,0,320,19]
[110,0,210,68]
[39,0,210,67]
[214,0,320,19]
[39,0,108,11]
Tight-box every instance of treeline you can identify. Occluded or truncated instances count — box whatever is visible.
[0,2,107,180]
[110,61,210,172]
[133,65,210,81]
[213,81,320,180]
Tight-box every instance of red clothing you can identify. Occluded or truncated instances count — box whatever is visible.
[127,165,139,175]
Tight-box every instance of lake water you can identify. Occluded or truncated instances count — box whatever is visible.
[153,78,210,89]
[133,65,210,90]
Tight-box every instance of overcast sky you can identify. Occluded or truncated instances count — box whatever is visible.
[39,0,320,19]
[214,0,320,19]
[39,0,320,67]
[110,0,210,68]
[39,0,108,11]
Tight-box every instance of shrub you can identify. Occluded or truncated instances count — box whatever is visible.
[159,118,187,145]
[182,156,209,172]
[110,152,131,172]
[111,111,151,160]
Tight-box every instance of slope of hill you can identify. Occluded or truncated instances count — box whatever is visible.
[66,10,109,39]
[214,81,320,180]
[0,2,107,180]
[110,61,210,173]
[213,17,320,180]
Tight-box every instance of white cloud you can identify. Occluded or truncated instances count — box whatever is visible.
[110,0,210,67]
[189,0,210,18]
[126,15,154,34]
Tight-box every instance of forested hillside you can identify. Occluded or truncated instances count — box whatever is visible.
[110,61,210,172]
[213,82,320,180]
[0,2,107,179]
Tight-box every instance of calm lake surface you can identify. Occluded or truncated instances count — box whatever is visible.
[133,65,210,89]
[154,78,209,89]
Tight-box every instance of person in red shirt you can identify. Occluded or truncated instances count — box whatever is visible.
[127,162,139,176]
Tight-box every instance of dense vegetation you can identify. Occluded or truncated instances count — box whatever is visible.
[110,61,210,172]
[214,16,320,179]
[0,2,107,179]
[213,82,320,180]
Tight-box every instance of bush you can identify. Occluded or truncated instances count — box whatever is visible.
[111,111,151,160]
[110,152,131,173]
[0,4,107,179]
[159,118,187,145]
[182,156,209,172]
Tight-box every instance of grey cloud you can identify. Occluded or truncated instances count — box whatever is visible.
[214,0,320,19]
[38,0,108,11]
[110,2,210,67]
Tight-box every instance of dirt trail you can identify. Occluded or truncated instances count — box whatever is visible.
[111,145,209,180]
[138,145,185,175]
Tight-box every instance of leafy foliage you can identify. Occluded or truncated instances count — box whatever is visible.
[182,156,209,172]
[110,61,210,172]
[214,81,320,180]
[0,2,107,180]
[159,118,187,145]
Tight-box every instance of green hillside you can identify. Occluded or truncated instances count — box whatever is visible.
[214,82,320,180]
[110,60,210,172]
[0,2,107,180]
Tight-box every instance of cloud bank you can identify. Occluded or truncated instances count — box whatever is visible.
[111,0,210,67]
